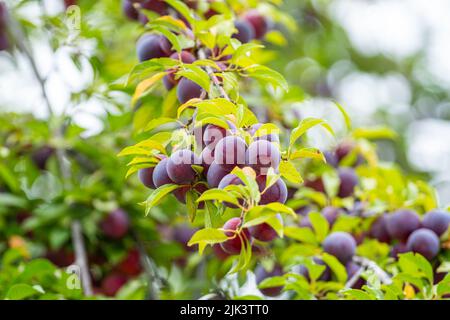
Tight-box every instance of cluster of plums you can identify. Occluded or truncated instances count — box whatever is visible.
[138,123,287,255]
[369,209,449,260]
[0,2,9,51]
[125,0,272,104]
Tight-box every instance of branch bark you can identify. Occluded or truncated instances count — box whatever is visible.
[71,221,94,296]
[353,256,392,285]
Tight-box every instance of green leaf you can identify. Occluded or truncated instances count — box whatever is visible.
[342,289,375,300]
[187,228,228,254]
[284,226,318,245]
[186,190,198,223]
[245,65,289,92]
[308,212,329,241]
[144,117,179,132]
[290,118,334,148]
[321,253,348,283]
[279,160,303,184]
[196,189,239,206]
[258,276,285,289]
[5,284,39,300]
[143,184,182,215]
[351,127,398,140]
[290,148,326,162]
[177,65,211,91]
[332,101,352,131]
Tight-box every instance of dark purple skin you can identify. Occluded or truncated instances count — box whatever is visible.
[206,160,230,188]
[248,123,280,143]
[31,145,55,170]
[166,149,200,184]
[232,19,255,43]
[335,141,364,166]
[203,124,229,147]
[152,158,173,187]
[422,210,450,236]
[321,206,342,226]
[136,34,170,62]
[220,217,251,255]
[176,77,203,104]
[122,0,139,20]
[296,205,312,216]
[140,0,168,15]
[246,140,281,174]
[337,167,358,198]
[173,224,197,251]
[193,125,207,149]
[324,150,338,167]
[346,262,365,289]
[255,265,283,297]
[163,51,197,90]
[100,209,130,239]
[218,173,244,208]
[172,183,207,209]
[214,136,248,170]
[249,214,282,242]
[385,209,421,241]
[323,232,356,264]
[243,10,269,39]
[256,175,288,205]
[406,228,440,260]
[369,214,391,243]
[390,241,409,259]
[0,2,7,29]
[101,273,128,297]
[0,32,8,51]
[138,166,156,189]
[298,257,331,282]
[200,146,215,174]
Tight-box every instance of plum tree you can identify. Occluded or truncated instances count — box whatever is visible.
[385,209,421,241]
[117,249,142,276]
[255,265,283,297]
[369,214,391,243]
[101,273,128,297]
[337,167,358,198]
[136,34,171,62]
[138,166,156,189]
[249,214,282,242]
[323,232,356,264]
[220,217,251,255]
[243,10,269,39]
[246,140,281,174]
[406,228,440,260]
[206,160,230,188]
[232,20,255,43]
[100,209,130,239]
[176,77,203,104]
[152,157,173,187]
[256,175,287,205]
[166,149,200,184]
[422,210,450,236]
[214,136,248,170]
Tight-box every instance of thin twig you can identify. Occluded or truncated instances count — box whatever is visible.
[133,231,167,300]
[71,221,94,296]
[197,48,231,101]
[353,256,392,285]
[344,265,364,289]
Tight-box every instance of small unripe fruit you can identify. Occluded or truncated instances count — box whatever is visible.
[323,231,356,264]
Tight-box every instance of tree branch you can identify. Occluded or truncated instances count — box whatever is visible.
[353,256,392,285]
[71,221,94,296]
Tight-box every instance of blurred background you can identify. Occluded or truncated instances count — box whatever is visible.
[1,0,449,204]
